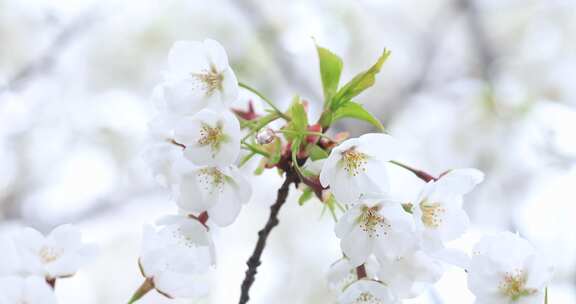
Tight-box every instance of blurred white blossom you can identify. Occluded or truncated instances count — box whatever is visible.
[141,141,181,188]
[139,215,214,299]
[0,276,56,304]
[14,224,97,279]
[377,250,443,299]
[467,232,554,304]
[0,236,21,275]
[326,256,379,293]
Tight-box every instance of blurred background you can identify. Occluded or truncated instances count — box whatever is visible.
[1,0,575,303]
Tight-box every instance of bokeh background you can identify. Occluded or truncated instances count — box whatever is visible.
[1,0,575,303]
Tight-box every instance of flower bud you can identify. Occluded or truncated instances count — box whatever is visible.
[256,128,276,145]
[306,124,323,143]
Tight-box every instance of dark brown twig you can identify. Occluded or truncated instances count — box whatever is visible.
[238,168,296,304]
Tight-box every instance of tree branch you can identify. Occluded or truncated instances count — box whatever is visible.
[231,0,321,102]
[238,168,296,304]
[457,0,496,83]
[0,12,96,94]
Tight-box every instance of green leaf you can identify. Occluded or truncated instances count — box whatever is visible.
[318,110,333,129]
[401,203,413,214]
[239,152,256,167]
[332,49,391,109]
[316,45,343,106]
[283,97,309,142]
[544,287,548,304]
[308,144,329,161]
[322,194,338,222]
[268,138,282,165]
[291,136,302,157]
[289,97,308,132]
[242,143,270,158]
[298,187,314,205]
[254,161,265,175]
[332,101,384,131]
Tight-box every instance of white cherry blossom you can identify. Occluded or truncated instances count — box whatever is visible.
[0,276,57,304]
[327,256,379,293]
[142,140,181,188]
[377,250,444,299]
[320,133,400,204]
[159,39,238,116]
[412,168,484,247]
[335,199,416,267]
[139,215,215,299]
[467,232,553,304]
[174,108,241,166]
[141,111,184,188]
[338,279,398,304]
[176,163,251,227]
[14,224,97,279]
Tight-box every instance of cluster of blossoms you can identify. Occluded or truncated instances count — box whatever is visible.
[321,133,554,303]
[135,39,252,302]
[135,38,554,304]
[0,225,96,303]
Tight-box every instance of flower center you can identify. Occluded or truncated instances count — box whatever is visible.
[341,147,368,177]
[358,205,390,238]
[197,122,226,156]
[354,291,384,304]
[39,246,63,264]
[499,270,537,301]
[192,66,223,96]
[198,167,226,194]
[419,200,445,228]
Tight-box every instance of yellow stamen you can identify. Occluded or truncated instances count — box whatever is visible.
[419,200,445,228]
[39,246,62,264]
[198,167,226,194]
[354,291,384,303]
[341,147,368,177]
[358,205,390,238]
[192,65,223,96]
[197,122,225,156]
[499,270,537,301]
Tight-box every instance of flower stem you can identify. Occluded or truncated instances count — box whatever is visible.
[241,113,281,143]
[242,142,270,157]
[389,160,437,182]
[276,129,333,140]
[238,168,296,304]
[127,278,154,304]
[238,82,290,121]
